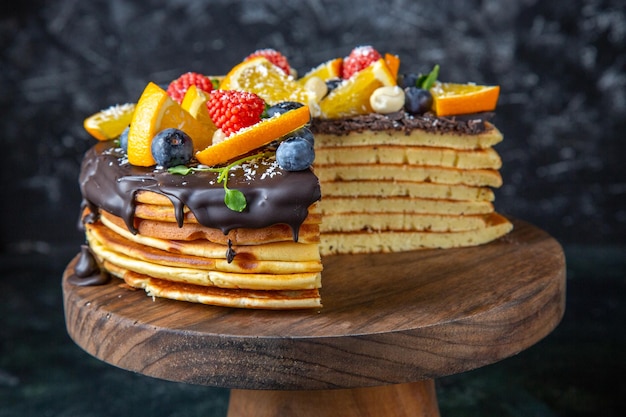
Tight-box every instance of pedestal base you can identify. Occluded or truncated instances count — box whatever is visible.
[227,380,440,417]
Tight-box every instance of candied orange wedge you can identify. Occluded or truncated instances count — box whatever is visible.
[128,82,215,167]
[384,53,400,81]
[318,58,396,119]
[298,58,343,85]
[195,105,310,167]
[220,57,317,108]
[430,82,500,116]
[83,103,135,141]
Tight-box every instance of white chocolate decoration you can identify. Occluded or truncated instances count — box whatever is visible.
[370,86,405,114]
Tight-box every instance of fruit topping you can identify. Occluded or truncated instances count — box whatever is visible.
[342,45,382,79]
[319,58,396,119]
[220,57,317,110]
[83,103,135,141]
[325,78,343,93]
[398,73,420,89]
[430,82,500,116]
[195,104,310,167]
[207,89,265,137]
[151,128,193,167]
[127,82,214,167]
[180,85,218,135]
[118,126,129,152]
[298,57,343,85]
[290,127,314,146]
[245,48,292,75]
[276,134,315,171]
[166,72,214,104]
[265,101,304,118]
[404,87,433,115]
[383,53,400,81]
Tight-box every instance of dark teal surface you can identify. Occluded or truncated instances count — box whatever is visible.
[1,245,624,417]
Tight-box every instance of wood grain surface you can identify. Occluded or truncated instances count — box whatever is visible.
[62,218,566,390]
[227,380,440,417]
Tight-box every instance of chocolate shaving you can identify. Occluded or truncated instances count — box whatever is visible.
[310,111,495,136]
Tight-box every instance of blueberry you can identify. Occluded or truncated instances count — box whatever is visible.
[286,127,314,146]
[325,78,343,93]
[151,128,193,168]
[118,126,130,153]
[265,101,304,118]
[276,137,315,171]
[404,87,433,115]
[398,73,420,88]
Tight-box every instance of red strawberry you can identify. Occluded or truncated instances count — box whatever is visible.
[245,48,292,75]
[207,90,266,137]
[166,72,214,103]
[341,45,382,79]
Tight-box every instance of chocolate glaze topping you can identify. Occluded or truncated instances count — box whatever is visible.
[310,111,495,136]
[79,142,321,241]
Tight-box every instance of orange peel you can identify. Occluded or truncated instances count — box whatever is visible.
[128,82,215,167]
[318,58,396,119]
[83,103,135,141]
[430,82,500,116]
[220,57,316,107]
[195,105,310,167]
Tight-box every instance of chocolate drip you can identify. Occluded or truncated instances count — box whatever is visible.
[79,143,321,240]
[68,245,110,286]
[226,239,236,263]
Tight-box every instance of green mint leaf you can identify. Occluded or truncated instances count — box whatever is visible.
[224,189,247,212]
[420,64,440,90]
[168,165,194,175]
[415,74,427,88]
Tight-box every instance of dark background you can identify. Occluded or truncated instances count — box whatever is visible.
[1,1,625,416]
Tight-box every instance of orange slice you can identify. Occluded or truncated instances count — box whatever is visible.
[384,53,400,81]
[195,105,310,167]
[220,57,317,107]
[180,85,217,136]
[298,58,343,85]
[318,58,396,119]
[128,82,215,167]
[83,103,135,141]
[430,82,500,116]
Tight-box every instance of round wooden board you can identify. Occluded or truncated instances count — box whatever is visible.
[62,218,565,391]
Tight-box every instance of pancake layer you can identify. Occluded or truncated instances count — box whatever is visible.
[310,113,512,255]
[79,143,323,309]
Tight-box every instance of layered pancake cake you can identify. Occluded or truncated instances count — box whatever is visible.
[74,46,512,309]
[311,113,512,255]
[76,81,323,309]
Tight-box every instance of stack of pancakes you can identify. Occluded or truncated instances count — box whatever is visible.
[311,114,513,255]
[84,203,322,309]
[80,143,323,309]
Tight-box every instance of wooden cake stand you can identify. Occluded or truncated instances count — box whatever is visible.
[63,219,566,417]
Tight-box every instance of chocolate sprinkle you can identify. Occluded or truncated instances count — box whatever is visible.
[309,111,495,136]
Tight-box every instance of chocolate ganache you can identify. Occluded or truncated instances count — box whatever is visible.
[80,142,321,241]
[310,111,495,136]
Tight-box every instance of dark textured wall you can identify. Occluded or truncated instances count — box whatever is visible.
[1,0,625,255]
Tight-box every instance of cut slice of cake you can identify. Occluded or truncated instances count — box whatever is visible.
[73,79,324,309]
